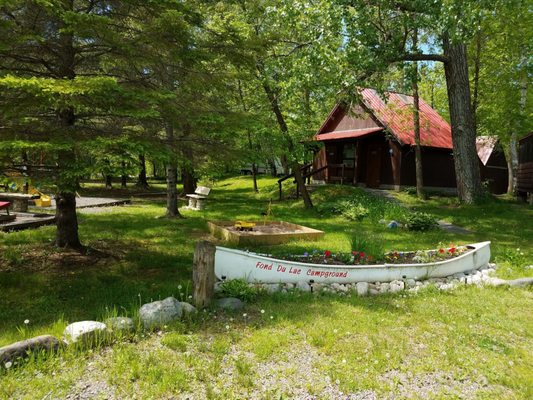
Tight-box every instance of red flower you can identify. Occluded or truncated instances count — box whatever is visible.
[439,248,445,254]
[448,247,456,254]
[352,251,358,256]
[359,252,365,258]
[324,250,332,257]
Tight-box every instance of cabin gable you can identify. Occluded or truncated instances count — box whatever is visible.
[318,104,381,135]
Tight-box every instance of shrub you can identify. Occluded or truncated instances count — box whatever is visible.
[337,200,370,221]
[219,279,258,302]
[405,212,438,231]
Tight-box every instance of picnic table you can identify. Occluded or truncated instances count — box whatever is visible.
[0,193,40,212]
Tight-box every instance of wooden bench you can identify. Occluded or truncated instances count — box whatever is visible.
[0,193,40,212]
[185,186,211,210]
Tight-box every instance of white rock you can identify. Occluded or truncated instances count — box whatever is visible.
[139,297,183,329]
[264,284,281,293]
[64,321,107,344]
[390,283,402,293]
[380,283,390,293]
[311,283,324,292]
[369,289,380,296]
[406,279,416,288]
[295,281,311,292]
[356,282,369,296]
[336,284,349,293]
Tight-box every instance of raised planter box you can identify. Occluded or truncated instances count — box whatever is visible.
[214,241,491,284]
[208,220,324,246]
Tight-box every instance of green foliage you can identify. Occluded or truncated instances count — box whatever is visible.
[219,279,258,302]
[404,212,439,231]
[314,186,408,222]
[350,235,385,260]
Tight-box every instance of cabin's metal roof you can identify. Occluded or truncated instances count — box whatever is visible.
[360,88,453,149]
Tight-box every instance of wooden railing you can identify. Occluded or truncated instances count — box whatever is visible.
[277,163,328,200]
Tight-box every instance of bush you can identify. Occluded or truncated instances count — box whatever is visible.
[405,212,438,231]
[219,279,258,302]
[337,200,369,221]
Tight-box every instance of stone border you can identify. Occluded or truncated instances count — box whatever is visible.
[217,263,531,296]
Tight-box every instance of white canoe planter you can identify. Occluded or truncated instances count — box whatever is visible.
[214,241,491,284]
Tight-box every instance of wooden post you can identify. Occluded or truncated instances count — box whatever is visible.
[278,181,282,200]
[192,241,216,308]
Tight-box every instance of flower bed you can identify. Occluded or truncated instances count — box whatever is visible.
[278,244,471,266]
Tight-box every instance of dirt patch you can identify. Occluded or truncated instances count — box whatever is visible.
[226,223,306,235]
[0,240,128,274]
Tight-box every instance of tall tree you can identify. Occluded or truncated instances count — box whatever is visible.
[472,0,532,194]
[0,1,153,248]
[411,28,426,200]
[214,0,343,208]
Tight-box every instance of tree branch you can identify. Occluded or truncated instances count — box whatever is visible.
[394,53,449,63]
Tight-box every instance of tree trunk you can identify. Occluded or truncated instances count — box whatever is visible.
[182,167,196,195]
[471,28,482,130]
[247,131,258,192]
[257,64,313,208]
[506,145,515,194]
[121,161,127,189]
[251,163,258,192]
[55,191,81,249]
[267,158,277,176]
[181,123,196,195]
[442,35,483,203]
[105,174,112,189]
[412,29,426,200]
[137,153,149,188]
[165,123,182,218]
[280,154,290,176]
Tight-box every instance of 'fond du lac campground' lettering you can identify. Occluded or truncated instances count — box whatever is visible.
[255,261,347,278]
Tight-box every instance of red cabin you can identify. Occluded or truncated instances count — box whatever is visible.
[312,88,507,193]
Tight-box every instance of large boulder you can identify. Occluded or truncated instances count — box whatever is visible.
[214,297,244,311]
[64,321,107,344]
[0,335,61,365]
[139,297,183,329]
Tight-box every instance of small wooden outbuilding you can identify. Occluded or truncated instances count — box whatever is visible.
[312,88,507,193]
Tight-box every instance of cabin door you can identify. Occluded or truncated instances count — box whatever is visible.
[366,143,382,188]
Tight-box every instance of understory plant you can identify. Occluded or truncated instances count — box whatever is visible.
[219,278,259,301]
[404,212,439,231]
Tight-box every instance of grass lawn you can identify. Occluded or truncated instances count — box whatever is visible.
[0,176,532,399]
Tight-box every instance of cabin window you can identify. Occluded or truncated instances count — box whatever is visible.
[342,143,356,168]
